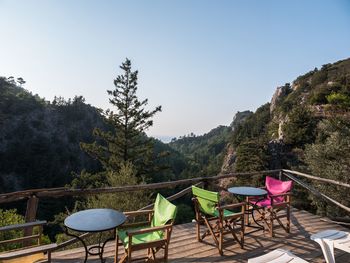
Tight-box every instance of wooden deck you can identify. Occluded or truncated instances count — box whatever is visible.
[52,208,350,262]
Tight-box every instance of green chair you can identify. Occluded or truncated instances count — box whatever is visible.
[116,193,177,263]
[192,185,245,255]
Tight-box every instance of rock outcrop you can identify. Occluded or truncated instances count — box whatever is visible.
[230,110,253,131]
[270,84,291,113]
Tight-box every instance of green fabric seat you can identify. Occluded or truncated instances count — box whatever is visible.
[117,193,177,249]
[213,209,239,218]
[118,227,163,249]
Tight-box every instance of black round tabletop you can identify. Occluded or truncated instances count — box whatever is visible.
[228,186,267,196]
[64,209,126,232]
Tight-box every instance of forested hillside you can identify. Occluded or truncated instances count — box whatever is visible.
[224,58,350,219]
[0,77,105,192]
[169,126,231,177]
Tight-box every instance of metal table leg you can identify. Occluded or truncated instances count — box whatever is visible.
[65,227,116,263]
[64,227,88,263]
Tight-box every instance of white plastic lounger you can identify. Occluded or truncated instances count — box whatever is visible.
[311,229,350,263]
[248,248,308,263]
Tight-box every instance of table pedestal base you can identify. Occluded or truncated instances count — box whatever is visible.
[64,227,116,263]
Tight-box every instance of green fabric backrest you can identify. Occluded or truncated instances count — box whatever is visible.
[192,185,219,216]
[151,193,177,227]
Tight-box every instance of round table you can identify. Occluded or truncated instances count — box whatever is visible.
[228,186,267,231]
[228,186,267,197]
[64,209,126,263]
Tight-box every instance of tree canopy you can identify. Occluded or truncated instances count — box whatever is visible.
[80,58,162,181]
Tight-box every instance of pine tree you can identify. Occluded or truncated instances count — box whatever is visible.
[80,58,162,181]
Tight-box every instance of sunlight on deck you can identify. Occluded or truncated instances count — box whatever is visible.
[51,208,350,262]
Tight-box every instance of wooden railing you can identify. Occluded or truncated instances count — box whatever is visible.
[0,170,280,222]
[282,170,350,213]
[1,168,350,250]
[1,169,350,222]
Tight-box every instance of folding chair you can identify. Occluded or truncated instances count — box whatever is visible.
[192,185,245,255]
[311,229,350,263]
[115,193,177,263]
[249,176,292,237]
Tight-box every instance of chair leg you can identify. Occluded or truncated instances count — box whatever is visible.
[151,248,156,260]
[118,253,127,263]
[219,227,223,256]
[127,248,131,263]
[245,197,249,226]
[269,209,274,237]
[115,235,119,263]
[196,219,201,242]
[287,205,291,233]
[241,216,245,249]
[47,251,51,262]
[164,243,169,262]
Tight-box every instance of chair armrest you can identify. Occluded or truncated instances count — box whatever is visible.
[269,192,291,198]
[127,224,172,236]
[219,202,245,211]
[0,221,47,232]
[270,192,291,205]
[119,221,149,229]
[124,210,154,217]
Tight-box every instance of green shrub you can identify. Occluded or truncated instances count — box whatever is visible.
[0,209,25,252]
[326,92,350,108]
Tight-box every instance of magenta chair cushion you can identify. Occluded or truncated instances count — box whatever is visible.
[250,176,292,208]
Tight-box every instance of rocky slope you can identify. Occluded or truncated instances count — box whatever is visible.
[221,57,350,173]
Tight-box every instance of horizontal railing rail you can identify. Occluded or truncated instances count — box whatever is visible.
[2,168,350,251]
[0,170,280,204]
[282,169,350,189]
[282,171,350,213]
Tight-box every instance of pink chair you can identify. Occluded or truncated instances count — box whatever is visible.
[250,176,292,237]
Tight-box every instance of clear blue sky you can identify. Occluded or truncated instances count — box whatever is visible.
[1,0,349,140]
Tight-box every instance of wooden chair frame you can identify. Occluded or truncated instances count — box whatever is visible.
[250,190,291,237]
[115,210,174,263]
[0,220,57,262]
[192,198,245,255]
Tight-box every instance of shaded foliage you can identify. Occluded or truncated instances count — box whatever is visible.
[304,118,350,218]
[169,126,231,177]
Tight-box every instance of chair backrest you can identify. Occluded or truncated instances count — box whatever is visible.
[265,176,292,195]
[192,185,219,217]
[151,193,177,227]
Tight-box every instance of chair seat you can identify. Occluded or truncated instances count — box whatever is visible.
[249,198,286,208]
[118,227,163,249]
[248,248,308,263]
[311,229,350,263]
[213,209,240,218]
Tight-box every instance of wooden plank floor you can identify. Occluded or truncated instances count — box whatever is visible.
[52,208,350,262]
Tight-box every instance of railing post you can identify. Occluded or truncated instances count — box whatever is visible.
[24,195,39,246]
[203,179,209,190]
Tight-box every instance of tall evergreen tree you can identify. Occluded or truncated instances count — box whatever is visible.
[80,58,162,181]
